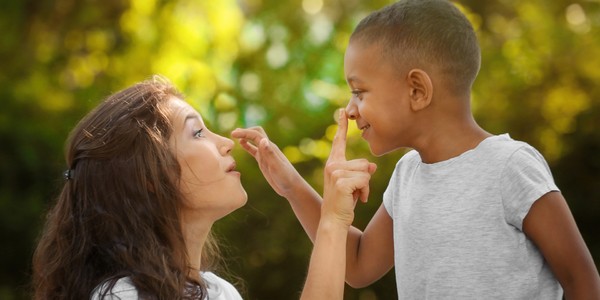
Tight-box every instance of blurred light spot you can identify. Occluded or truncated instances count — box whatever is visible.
[214,93,238,111]
[244,104,266,126]
[266,43,288,68]
[299,138,331,159]
[218,112,238,130]
[240,22,266,52]
[310,79,346,103]
[132,0,156,15]
[325,124,337,141]
[283,146,306,163]
[302,0,323,15]
[86,30,113,52]
[488,14,521,38]
[566,4,591,33]
[542,85,589,134]
[566,4,586,26]
[540,128,561,163]
[240,72,261,94]
[308,14,333,45]
[303,89,325,109]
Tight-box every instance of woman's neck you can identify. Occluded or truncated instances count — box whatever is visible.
[181,216,213,281]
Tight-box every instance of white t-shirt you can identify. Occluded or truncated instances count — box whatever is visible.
[383,134,563,299]
[90,271,242,299]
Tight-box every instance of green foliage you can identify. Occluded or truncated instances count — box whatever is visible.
[1,0,599,299]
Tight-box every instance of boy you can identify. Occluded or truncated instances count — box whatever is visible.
[233,0,600,298]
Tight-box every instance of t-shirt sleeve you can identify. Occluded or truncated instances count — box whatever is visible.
[383,163,401,218]
[90,278,139,300]
[500,145,559,230]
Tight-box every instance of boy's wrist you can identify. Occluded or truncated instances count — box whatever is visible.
[319,214,352,231]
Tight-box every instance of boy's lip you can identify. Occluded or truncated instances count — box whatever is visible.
[359,123,371,139]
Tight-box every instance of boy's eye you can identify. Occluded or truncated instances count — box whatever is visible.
[193,129,204,138]
[351,90,364,99]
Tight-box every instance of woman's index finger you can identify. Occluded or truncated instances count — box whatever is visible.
[231,128,265,145]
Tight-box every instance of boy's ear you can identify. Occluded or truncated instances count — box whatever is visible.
[406,69,433,111]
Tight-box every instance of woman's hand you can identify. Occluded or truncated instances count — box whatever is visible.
[231,126,302,199]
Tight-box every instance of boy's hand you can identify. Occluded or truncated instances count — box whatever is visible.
[231,126,302,199]
[322,109,377,227]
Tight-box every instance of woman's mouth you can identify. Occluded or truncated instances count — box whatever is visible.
[226,162,237,173]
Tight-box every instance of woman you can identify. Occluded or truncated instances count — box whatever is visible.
[32,75,245,299]
[32,76,371,299]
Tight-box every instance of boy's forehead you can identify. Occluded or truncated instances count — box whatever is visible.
[344,41,388,78]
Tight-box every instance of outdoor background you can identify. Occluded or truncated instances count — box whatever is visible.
[1,0,599,299]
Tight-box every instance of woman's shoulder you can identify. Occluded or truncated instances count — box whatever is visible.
[90,272,242,300]
[90,277,138,300]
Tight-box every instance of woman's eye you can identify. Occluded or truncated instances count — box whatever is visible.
[193,129,204,138]
[351,90,363,99]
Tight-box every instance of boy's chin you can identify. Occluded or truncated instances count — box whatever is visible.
[368,144,388,157]
[369,143,399,157]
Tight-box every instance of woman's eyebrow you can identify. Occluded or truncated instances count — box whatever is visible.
[183,113,200,126]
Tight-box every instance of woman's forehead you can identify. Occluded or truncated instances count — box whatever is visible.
[168,97,204,124]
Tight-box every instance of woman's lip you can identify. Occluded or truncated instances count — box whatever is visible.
[226,162,237,172]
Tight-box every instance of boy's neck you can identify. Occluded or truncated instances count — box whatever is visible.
[412,111,491,164]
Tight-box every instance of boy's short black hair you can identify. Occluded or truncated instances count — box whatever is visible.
[351,0,481,95]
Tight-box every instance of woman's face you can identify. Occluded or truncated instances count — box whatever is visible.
[168,97,247,221]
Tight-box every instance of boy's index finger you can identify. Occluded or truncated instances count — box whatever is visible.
[329,109,348,162]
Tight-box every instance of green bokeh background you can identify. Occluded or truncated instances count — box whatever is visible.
[1,0,599,299]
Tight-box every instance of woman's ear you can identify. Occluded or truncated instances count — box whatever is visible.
[406,69,433,111]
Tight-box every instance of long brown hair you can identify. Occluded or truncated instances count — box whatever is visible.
[32,76,221,299]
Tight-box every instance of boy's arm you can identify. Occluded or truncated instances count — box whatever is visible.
[301,120,373,299]
[301,218,349,300]
[523,191,600,299]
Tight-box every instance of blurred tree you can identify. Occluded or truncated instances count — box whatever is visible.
[0,0,598,299]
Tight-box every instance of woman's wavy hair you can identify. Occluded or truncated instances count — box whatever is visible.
[32,76,221,299]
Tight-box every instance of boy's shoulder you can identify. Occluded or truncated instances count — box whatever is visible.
[477,134,542,160]
[394,134,541,171]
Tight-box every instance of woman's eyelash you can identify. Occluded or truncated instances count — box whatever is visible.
[193,129,204,138]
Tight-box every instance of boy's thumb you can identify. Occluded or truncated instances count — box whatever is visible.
[368,162,377,175]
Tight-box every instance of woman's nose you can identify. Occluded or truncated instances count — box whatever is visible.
[219,136,234,156]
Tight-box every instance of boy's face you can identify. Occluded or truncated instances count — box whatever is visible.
[344,41,414,156]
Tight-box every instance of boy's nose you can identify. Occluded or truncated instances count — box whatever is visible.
[345,101,358,120]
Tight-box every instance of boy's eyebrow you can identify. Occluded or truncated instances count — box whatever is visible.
[346,76,363,85]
